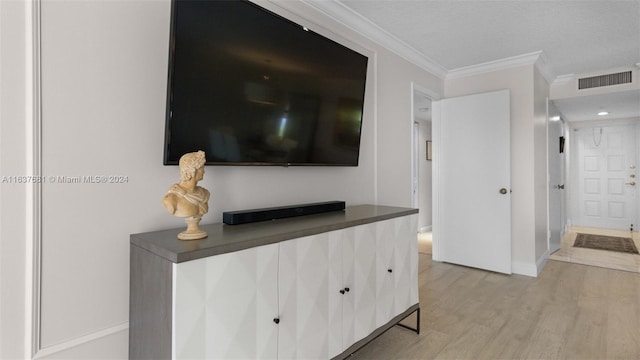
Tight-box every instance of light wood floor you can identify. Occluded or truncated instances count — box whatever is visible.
[418,232,432,255]
[550,227,640,273]
[350,253,640,360]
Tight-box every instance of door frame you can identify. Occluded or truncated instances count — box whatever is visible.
[546,99,567,255]
[410,83,439,231]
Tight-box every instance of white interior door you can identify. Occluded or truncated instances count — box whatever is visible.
[432,89,511,274]
[548,117,565,254]
[574,125,637,230]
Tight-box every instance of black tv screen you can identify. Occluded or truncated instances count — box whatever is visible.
[164,0,369,166]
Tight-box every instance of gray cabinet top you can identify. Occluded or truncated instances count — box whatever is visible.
[131,204,417,263]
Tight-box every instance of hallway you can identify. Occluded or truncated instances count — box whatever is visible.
[550,227,640,273]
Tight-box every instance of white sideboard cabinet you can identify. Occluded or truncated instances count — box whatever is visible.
[130,205,419,359]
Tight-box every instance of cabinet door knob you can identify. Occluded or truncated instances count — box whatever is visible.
[344,287,350,292]
[273,318,280,324]
[339,289,345,294]
[388,269,393,273]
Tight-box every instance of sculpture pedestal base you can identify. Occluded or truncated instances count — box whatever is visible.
[178,216,207,240]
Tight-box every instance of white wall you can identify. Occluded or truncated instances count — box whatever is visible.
[2,0,443,357]
[0,0,32,357]
[375,51,442,207]
[445,65,541,275]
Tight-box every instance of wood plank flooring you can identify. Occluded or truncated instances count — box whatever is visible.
[349,254,640,360]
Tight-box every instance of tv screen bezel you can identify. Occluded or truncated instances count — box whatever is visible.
[162,0,369,167]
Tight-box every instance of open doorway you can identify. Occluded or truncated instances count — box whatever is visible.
[547,99,567,255]
[548,118,640,272]
[411,85,433,255]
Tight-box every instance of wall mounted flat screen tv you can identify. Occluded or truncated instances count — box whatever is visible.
[164,0,369,166]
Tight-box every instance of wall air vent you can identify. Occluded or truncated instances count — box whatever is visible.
[578,71,632,89]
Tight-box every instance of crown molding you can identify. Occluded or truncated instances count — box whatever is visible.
[300,0,448,79]
[534,51,556,84]
[552,73,576,86]
[447,51,552,80]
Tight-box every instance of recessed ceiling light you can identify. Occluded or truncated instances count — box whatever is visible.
[597,111,609,116]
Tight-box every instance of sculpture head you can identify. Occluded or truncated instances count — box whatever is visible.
[179,150,206,182]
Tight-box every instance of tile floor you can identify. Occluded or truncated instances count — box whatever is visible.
[549,226,640,273]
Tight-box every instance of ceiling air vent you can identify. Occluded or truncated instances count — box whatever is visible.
[578,71,632,90]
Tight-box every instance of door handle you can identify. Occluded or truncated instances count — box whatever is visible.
[625,181,636,186]
[499,188,508,194]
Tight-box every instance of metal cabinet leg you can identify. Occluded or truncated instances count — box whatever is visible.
[395,307,420,334]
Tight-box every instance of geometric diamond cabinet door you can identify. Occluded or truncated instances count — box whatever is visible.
[173,244,279,360]
[278,232,342,360]
[350,222,377,344]
[408,214,419,307]
[394,214,418,315]
[374,214,419,327]
[340,227,356,354]
[375,218,396,327]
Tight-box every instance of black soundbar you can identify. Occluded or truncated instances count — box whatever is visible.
[223,201,346,225]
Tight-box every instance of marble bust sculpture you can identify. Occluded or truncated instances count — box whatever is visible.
[162,150,210,240]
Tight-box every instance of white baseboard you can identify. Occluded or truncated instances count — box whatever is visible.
[511,250,550,278]
[34,322,128,359]
[511,261,538,277]
[536,250,550,276]
[418,225,432,233]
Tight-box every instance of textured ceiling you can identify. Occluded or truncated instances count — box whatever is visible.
[338,0,640,122]
[340,0,640,77]
[553,89,640,122]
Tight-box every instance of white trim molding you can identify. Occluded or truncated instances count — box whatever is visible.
[536,250,550,276]
[511,260,538,277]
[511,251,548,277]
[552,73,576,86]
[0,0,41,357]
[33,323,129,359]
[447,50,551,80]
[30,0,43,356]
[534,51,555,84]
[430,99,442,262]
